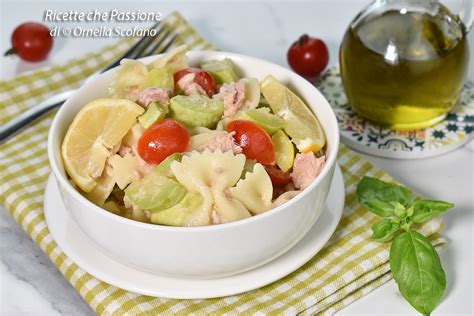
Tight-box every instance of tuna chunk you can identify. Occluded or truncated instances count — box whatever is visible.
[177,73,207,96]
[207,131,242,154]
[137,87,171,107]
[214,80,246,118]
[291,153,325,190]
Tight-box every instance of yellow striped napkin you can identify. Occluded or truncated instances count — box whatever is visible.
[0,11,445,315]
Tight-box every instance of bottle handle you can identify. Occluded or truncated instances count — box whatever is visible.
[459,0,473,31]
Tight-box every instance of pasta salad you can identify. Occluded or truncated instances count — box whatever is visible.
[61,46,327,226]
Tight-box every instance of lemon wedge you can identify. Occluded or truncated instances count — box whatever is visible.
[260,75,325,153]
[272,130,295,172]
[61,98,144,192]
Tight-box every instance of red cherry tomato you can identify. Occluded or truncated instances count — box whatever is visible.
[287,34,329,79]
[137,118,190,164]
[264,165,293,187]
[5,22,53,62]
[174,68,218,97]
[226,120,275,165]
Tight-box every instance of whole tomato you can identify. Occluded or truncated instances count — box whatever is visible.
[287,34,329,79]
[4,22,53,62]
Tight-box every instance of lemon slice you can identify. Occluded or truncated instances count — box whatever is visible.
[272,130,295,172]
[61,98,144,192]
[260,75,326,153]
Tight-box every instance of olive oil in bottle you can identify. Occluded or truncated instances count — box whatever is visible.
[339,5,469,130]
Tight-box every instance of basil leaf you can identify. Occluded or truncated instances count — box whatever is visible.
[371,219,400,242]
[357,177,412,217]
[411,200,454,224]
[390,230,446,315]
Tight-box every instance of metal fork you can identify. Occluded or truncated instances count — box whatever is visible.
[0,22,178,144]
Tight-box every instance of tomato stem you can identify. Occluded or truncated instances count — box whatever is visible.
[4,47,17,57]
[297,34,309,46]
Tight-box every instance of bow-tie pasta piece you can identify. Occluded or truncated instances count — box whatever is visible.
[170,149,252,224]
[230,163,273,214]
[109,59,148,99]
[151,45,189,73]
[83,167,115,206]
[212,187,251,223]
[171,149,245,192]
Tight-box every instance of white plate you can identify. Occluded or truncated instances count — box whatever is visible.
[44,164,344,299]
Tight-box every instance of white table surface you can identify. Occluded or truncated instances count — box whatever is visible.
[1,1,473,315]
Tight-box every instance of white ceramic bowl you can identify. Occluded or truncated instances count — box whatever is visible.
[48,51,340,278]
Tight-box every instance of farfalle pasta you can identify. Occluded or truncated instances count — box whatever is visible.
[171,149,252,224]
[230,164,273,215]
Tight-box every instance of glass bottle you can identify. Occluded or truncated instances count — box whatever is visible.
[339,0,471,130]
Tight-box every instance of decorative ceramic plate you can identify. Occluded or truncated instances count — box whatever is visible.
[317,67,474,159]
[44,165,345,299]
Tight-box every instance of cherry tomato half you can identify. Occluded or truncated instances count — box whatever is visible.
[264,165,293,187]
[226,120,275,165]
[5,22,53,62]
[287,34,329,79]
[174,68,218,97]
[137,118,190,164]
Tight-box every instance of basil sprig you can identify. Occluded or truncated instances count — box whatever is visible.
[357,177,454,315]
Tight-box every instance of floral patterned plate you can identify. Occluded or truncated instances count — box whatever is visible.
[316,67,474,159]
